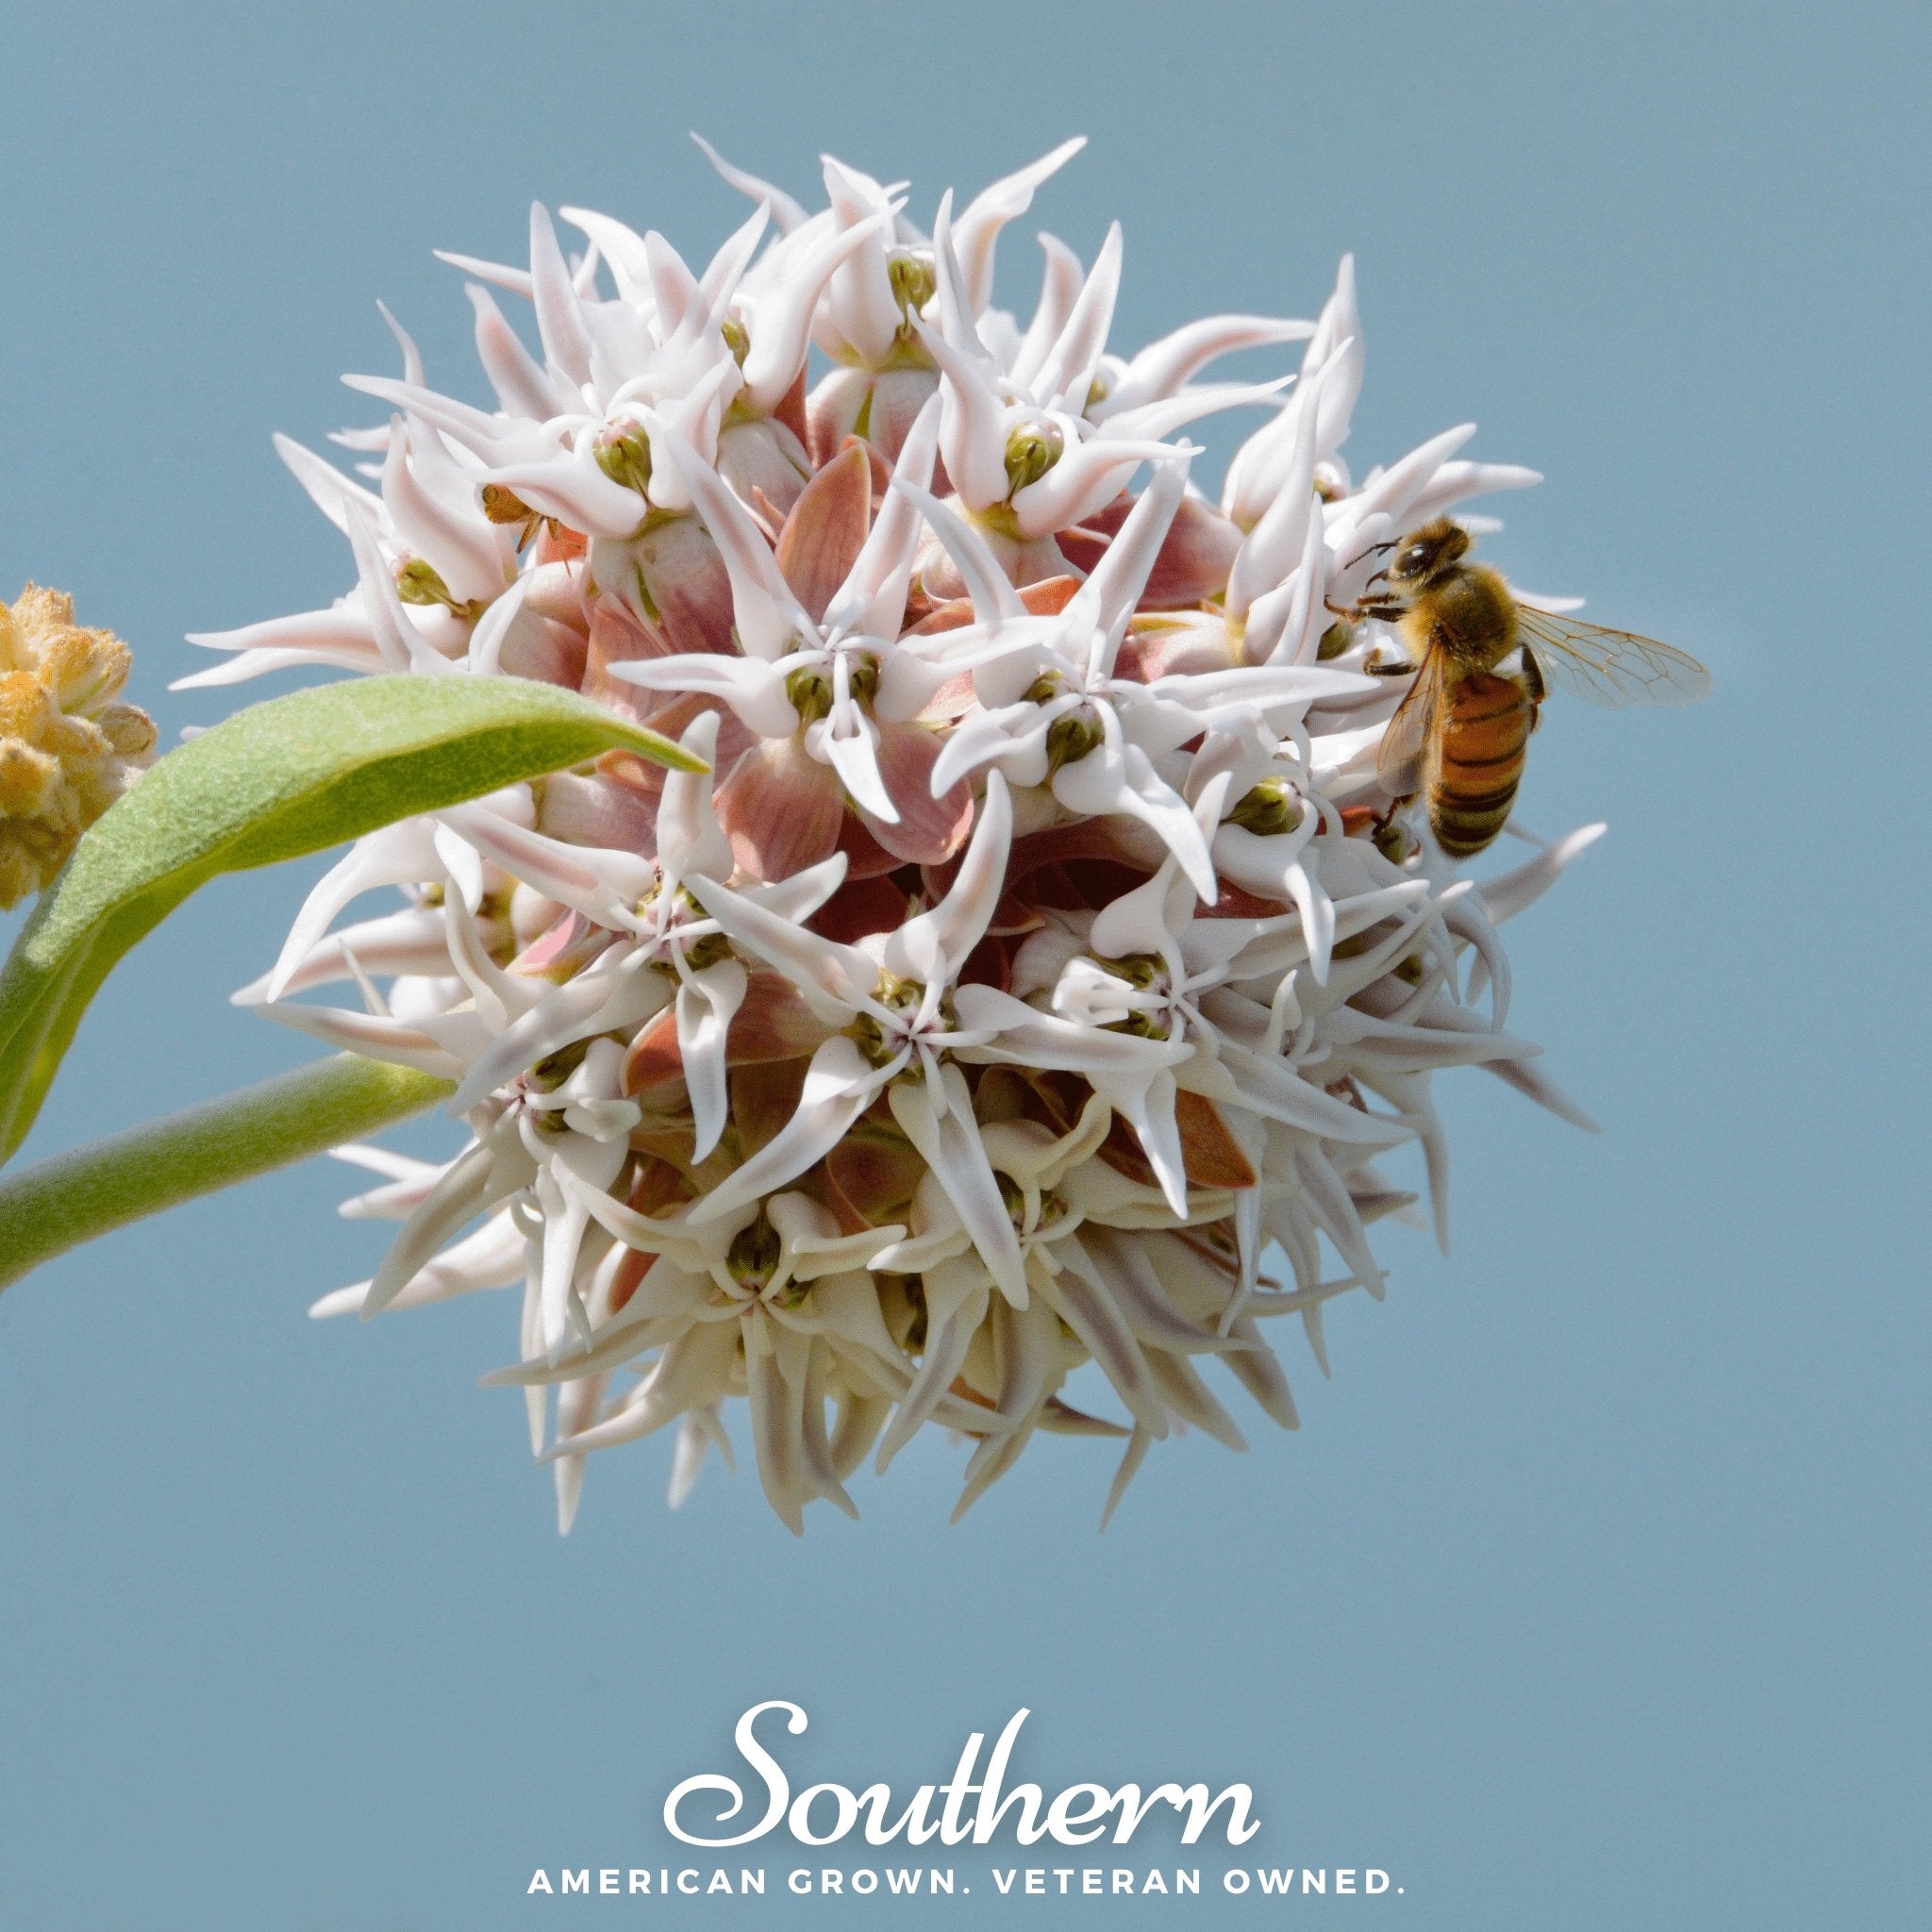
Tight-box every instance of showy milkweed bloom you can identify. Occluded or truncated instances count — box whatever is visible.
[201,137,1611,1532]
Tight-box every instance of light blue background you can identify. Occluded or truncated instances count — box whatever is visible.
[3,3,1926,1926]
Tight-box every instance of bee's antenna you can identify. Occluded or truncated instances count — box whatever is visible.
[1344,539,1397,573]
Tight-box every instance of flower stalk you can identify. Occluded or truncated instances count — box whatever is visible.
[0,1053,451,1291]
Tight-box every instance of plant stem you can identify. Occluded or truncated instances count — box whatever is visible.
[0,1054,454,1291]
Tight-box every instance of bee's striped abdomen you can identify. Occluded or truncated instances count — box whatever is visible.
[1430,670,1536,858]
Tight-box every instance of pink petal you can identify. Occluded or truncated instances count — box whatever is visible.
[625,695,757,782]
[808,366,944,471]
[691,1036,885,1224]
[773,368,809,450]
[1052,523,1109,577]
[624,968,831,1098]
[642,417,811,661]
[806,368,869,467]
[1000,817,1144,894]
[714,735,845,880]
[912,667,980,721]
[775,442,873,622]
[715,417,811,521]
[869,366,943,465]
[824,400,937,639]
[1075,491,1243,608]
[830,808,905,880]
[725,971,838,1063]
[908,573,1083,640]
[534,768,660,853]
[511,909,591,975]
[898,483,1030,625]
[494,608,587,689]
[1174,1091,1258,1191]
[884,772,1008,983]
[531,523,587,566]
[518,560,589,627]
[860,723,973,865]
[583,596,674,686]
[1112,621,1237,683]
[808,873,915,944]
[634,516,738,658]
[620,1005,690,1101]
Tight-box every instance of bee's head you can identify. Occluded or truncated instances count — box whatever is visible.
[1386,518,1470,586]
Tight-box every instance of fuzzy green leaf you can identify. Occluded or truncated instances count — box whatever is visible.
[0,674,701,1164]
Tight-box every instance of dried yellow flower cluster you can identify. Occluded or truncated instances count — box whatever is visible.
[0,586,157,910]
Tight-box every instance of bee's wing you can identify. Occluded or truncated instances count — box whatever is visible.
[1516,606,1712,708]
[1375,649,1447,799]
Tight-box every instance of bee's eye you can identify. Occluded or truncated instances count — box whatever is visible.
[1396,544,1429,576]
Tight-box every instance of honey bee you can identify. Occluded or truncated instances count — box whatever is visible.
[1345,517,1710,857]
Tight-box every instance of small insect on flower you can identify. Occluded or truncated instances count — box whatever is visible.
[479,482,583,561]
[1347,518,1711,857]
[0,586,156,909]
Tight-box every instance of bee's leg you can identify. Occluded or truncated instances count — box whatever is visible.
[1342,538,1398,575]
[1366,658,1417,677]
[1371,797,1419,864]
[1325,593,1407,626]
[1520,644,1546,724]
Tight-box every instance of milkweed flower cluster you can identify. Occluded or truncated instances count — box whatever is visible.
[1,587,157,910]
[199,138,1605,1531]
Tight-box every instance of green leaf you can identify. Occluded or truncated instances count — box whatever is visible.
[0,674,701,1164]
